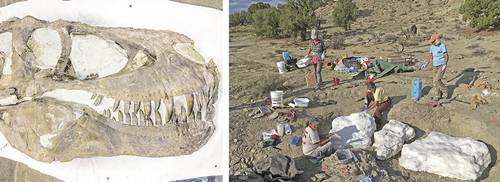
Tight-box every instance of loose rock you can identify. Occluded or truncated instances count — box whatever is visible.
[399,132,491,180]
[373,120,415,160]
[329,112,376,149]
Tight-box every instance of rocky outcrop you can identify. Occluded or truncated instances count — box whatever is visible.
[373,120,415,160]
[399,132,491,180]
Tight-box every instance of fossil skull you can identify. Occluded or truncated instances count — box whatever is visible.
[0,16,219,162]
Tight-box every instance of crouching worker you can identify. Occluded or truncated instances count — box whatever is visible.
[302,117,335,159]
[365,82,391,130]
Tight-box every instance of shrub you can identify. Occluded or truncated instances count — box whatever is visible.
[230,11,251,27]
[252,8,280,38]
[459,0,500,30]
[331,0,359,30]
[278,0,327,40]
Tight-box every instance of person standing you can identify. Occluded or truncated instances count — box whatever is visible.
[429,33,449,101]
[305,29,325,89]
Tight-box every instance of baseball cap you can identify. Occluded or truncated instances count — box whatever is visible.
[429,33,441,43]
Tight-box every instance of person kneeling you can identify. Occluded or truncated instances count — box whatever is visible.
[365,82,391,130]
[302,117,335,159]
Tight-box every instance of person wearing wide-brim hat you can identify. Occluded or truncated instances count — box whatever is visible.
[429,33,449,101]
[305,29,326,89]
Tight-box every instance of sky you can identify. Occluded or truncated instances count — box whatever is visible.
[230,0,286,14]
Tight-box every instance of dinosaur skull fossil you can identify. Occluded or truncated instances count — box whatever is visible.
[0,16,219,162]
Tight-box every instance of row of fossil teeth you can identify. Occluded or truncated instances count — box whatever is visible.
[90,91,210,126]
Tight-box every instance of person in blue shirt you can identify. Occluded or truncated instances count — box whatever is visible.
[429,33,449,101]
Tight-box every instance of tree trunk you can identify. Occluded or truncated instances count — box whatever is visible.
[300,28,307,41]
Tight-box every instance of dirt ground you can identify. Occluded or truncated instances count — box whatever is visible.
[229,0,500,181]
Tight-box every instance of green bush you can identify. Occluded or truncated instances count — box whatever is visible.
[459,0,500,30]
[248,2,272,14]
[331,0,359,30]
[278,0,329,40]
[230,11,250,27]
[252,8,280,38]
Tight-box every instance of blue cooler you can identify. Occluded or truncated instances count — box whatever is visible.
[412,79,422,101]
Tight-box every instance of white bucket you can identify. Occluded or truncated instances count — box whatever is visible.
[276,62,287,74]
[270,90,284,107]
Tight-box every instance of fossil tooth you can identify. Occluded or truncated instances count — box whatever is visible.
[180,108,187,123]
[94,95,103,106]
[125,112,131,125]
[154,110,161,126]
[138,110,145,126]
[124,101,131,113]
[118,110,124,123]
[185,94,194,117]
[104,109,111,118]
[155,99,161,110]
[134,101,141,113]
[147,118,153,126]
[131,113,138,126]
[91,93,97,100]
[162,97,173,125]
[113,100,120,112]
[144,101,151,117]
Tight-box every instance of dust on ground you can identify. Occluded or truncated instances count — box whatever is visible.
[229,0,500,181]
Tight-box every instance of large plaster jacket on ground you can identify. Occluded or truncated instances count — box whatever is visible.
[0,16,219,162]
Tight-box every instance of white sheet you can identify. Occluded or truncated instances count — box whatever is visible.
[0,0,228,181]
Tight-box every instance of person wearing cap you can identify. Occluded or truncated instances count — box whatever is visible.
[302,117,335,158]
[365,82,391,130]
[305,29,326,89]
[429,33,449,100]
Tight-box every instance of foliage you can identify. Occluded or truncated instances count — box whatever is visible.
[230,11,251,27]
[331,0,359,30]
[459,0,500,30]
[252,8,280,38]
[248,2,272,14]
[234,0,333,39]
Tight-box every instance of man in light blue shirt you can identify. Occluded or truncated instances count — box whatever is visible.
[429,33,449,101]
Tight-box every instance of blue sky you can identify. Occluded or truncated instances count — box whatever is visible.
[230,0,286,14]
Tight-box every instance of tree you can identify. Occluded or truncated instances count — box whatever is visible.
[459,0,500,30]
[331,0,359,31]
[252,8,280,38]
[230,11,250,27]
[279,0,326,40]
[248,2,272,14]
